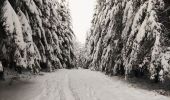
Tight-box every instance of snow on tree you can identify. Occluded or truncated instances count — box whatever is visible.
[73,41,87,69]
[0,0,75,77]
[86,0,170,82]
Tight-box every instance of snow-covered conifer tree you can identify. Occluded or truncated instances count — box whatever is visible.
[86,0,170,82]
[0,0,75,78]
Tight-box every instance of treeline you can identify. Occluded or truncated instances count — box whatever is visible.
[85,0,170,82]
[0,0,75,78]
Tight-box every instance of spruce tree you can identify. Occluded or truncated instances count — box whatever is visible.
[0,0,75,78]
[86,0,170,82]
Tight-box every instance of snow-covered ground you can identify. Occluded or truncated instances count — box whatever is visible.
[0,69,169,100]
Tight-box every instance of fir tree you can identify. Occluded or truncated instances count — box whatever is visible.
[0,0,75,78]
[86,0,170,82]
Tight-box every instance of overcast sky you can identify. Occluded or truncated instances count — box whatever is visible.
[69,0,96,44]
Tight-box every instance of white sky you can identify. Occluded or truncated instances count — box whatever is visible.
[69,0,96,44]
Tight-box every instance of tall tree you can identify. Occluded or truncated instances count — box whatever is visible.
[86,0,170,82]
[0,0,75,77]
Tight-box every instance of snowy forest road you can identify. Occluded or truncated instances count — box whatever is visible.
[0,69,169,100]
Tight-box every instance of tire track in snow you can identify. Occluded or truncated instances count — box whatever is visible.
[68,77,81,100]
[37,76,61,100]
[86,86,100,100]
[59,73,76,100]
[0,69,169,100]
[68,70,101,100]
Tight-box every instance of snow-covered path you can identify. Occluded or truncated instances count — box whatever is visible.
[0,69,169,100]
